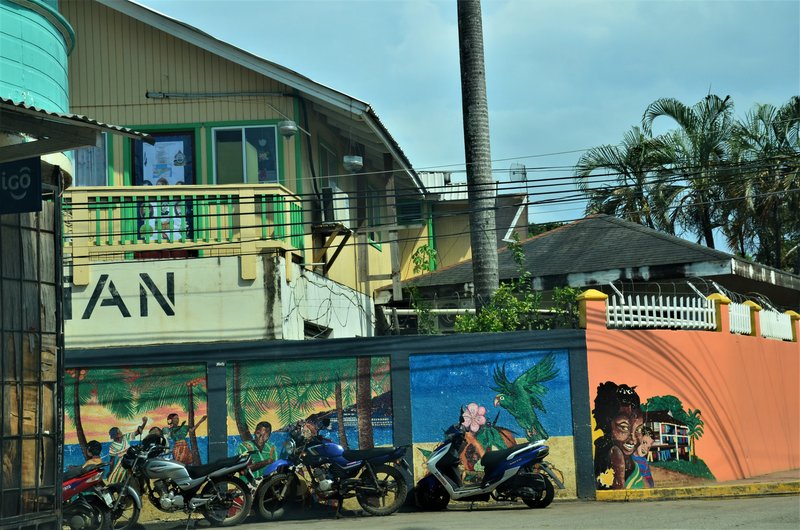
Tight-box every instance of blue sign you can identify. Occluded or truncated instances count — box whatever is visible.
[0,157,41,214]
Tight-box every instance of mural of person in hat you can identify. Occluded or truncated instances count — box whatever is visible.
[107,417,148,483]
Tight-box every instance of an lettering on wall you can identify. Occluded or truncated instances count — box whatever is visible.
[64,273,175,320]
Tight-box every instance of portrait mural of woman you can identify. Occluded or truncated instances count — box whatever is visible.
[592,381,712,490]
[592,381,645,489]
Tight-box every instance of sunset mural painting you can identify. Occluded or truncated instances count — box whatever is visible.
[409,351,576,495]
[225,356,393,460]
[63,365,209,477]
[592,381,713,490]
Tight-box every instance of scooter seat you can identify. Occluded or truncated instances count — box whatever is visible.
[479,442,534,471]
[185,456,244,479]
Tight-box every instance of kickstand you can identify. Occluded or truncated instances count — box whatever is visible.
[469,501,476,511]
[184,509,196,530]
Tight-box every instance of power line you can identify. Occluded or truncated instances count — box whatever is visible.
[61,187,800,268]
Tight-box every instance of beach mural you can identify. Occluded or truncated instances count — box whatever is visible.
[409,350,576,494]
[225,356,392,480]
[592,381,713,490]
[63,364,208,477]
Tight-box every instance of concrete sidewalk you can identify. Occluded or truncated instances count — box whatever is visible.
[596,468,800,501]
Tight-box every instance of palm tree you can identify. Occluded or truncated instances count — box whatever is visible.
[575,126,676,232]
[643,94,736,248]
[728,96,800,269]
[65,368,138,458]
[458,0,498,311]
[684,408,705,461]
[132,365,208,465]
[356,357,374,449]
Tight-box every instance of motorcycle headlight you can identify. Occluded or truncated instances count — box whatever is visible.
[282,437,296,457]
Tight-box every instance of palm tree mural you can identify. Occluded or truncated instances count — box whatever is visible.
[131,365,207,465]
[227,357,390,450]
[684,408,705,461]
[64,368,137,458]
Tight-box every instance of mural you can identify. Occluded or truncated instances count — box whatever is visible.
[225,356,392,479]
[409,350,574,488]
[63,364,208,479]
[592,381,713,490]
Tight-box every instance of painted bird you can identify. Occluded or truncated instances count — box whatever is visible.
[492,353,558,440]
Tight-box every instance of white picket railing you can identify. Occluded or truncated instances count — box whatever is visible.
[728,302,753,335]
[760,310,794,341]
[606,294,716,330]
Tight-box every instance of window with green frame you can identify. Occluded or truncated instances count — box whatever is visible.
[367,185,382,246]
[212,125,278,184]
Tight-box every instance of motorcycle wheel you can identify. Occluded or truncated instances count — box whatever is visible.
[522,474,554,508]
[64,501,109,530]
[355,464,407,516]
[200,476,252,527]
[107,487,141,530]
[415,480,450,511]
[254,473,291,521]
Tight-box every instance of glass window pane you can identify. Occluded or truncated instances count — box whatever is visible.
[244,127,277,183]
[72,133,107,187]
[214,129,244,184]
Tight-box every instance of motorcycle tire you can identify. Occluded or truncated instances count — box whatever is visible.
[64,501,109,530]
[254,473,291,521]
[522,474,554,508]
[415,480,450,511]
[200,476,253,527]
[107,487,141,530]
[355,464,407,516]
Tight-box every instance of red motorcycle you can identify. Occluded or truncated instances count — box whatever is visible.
[62,464,112,530]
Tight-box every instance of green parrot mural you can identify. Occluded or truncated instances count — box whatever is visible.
[492,353,558,440]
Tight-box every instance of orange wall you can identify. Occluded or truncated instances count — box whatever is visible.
[584,299,800,482]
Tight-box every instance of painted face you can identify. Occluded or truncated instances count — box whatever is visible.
[611,408,643,456]
[168,415,179,427]
[254,426,271,447]
[636,434,653,457]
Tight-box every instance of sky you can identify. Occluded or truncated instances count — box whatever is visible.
[134,0,799,234]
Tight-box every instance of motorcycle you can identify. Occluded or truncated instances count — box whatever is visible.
[415,419,564,510]
[110,434,253,528]
[252,418,410,520]
[62,463,113,530]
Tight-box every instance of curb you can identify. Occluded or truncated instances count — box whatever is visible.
[596,481,800,501]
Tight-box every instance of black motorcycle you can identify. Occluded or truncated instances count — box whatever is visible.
[253,419,410,520]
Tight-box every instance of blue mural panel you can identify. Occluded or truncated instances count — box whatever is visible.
[410,349,573,444]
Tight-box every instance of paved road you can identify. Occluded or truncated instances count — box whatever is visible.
[142,495,800,530]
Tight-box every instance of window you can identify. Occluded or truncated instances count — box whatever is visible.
[72,133,108,186]
[132,132,196,244]
[212,125,278,184]
[397,197,424,225]
[133,132,195,186]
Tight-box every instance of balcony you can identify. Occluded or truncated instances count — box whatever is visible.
[63,184,305,285]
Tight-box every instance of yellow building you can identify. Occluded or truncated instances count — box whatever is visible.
[59,0,439,346]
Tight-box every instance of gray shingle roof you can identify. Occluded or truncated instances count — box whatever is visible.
[407,215,734,288]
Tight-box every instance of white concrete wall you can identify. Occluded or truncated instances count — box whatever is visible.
[65,255,374,348]
[281,259,374,339]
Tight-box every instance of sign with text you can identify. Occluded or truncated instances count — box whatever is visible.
[0,157,42,214]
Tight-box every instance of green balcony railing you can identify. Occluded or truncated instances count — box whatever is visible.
[63,184,306,284]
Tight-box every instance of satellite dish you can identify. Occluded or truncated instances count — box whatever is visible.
[505,163,527,196]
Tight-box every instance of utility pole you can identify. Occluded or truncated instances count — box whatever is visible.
[458,0,498,312]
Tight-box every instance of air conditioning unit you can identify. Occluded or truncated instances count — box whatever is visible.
[321,185,351,228]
